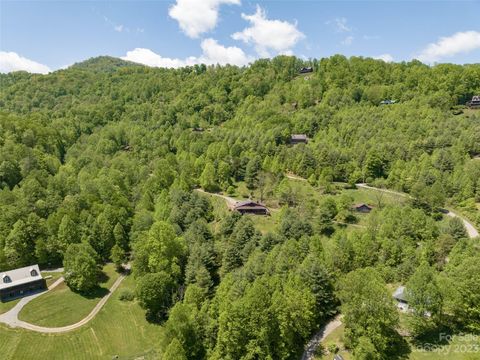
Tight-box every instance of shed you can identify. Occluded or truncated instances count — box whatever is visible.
[0,264,46,302]
[233,200,269,215]
[334,355,345,360]
[393,286,409,312]
[467,95,480,109]
[290,134,308,144]
[380,99,396,105]
[299,67,313,74]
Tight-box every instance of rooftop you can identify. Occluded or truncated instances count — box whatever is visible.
[393,286,408,302]
[291,134,308,140]
[0,264,43,290]
[234,200,267,208]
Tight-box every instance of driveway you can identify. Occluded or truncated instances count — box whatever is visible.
[0,274,125,333]
[301,315,342,360]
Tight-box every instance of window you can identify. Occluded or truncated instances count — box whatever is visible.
[3,275,12,283]
[30,269,38,277]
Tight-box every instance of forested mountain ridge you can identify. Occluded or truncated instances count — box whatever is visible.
[0,55,479,359]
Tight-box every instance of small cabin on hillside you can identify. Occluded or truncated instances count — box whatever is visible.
[299,67,313,74]
[233,200,269,215]
[393,286,409,312]
[380,99,396,105]
[352,203,373,213]
[467,95,480,109]
[290,134,308,144]
[192,127,204,132]
[0,265,46,302]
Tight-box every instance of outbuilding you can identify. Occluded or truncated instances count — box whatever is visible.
[393,286,409,312]
[299,67,313,74]
[380,99,396,105]
[0,264,47,302]
[467,95,480,109]
[290,134,308,144]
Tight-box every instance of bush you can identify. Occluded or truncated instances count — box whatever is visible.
[118,288,135,301]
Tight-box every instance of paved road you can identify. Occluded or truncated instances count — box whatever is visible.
[0,274,125,333]
[356,183,479,239]
[301,316,342,360]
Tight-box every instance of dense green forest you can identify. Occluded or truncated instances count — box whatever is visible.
[0,55,479,359]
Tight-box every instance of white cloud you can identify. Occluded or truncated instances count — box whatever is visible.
[121,48,192,68]
[169,0,240,38]
[341,36,354,46]
[327,17,352,33]
[232,5,304,57]
[0,51,51,74]
[114,25,124,33]
[417,31,480,63]
[198,38,252,66]
[121,38,252,68]
[374,54,394,62]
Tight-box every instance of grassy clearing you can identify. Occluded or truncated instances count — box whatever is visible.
[203,178,410,236]
[0,299,20,315]
[41,271,63,287]
[316,324,352,359]
[18,264,119,327]
[0,275,162,360]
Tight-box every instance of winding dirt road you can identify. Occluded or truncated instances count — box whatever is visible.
[194,188,238,208]
[0,273,126,333]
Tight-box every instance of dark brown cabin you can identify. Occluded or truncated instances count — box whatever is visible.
[352,203,373,213]
[233,200,269,215]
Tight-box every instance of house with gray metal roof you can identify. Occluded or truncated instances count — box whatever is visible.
[0,264,46,302]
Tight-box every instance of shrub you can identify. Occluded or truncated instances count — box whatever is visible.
[118,288,135,301]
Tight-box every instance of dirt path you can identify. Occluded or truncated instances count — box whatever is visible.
[194,188,238,208]
[285,173,307,182]
[355,183,411,199]
[0,274,125,333]
[445,210,479,238]
[301,315,342,360]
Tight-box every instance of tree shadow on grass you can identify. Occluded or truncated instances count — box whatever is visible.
[69,270,110,299]
[387,330,412,360]
[97,270,109,284]
[409,324,455,348]
[79,286,110,300]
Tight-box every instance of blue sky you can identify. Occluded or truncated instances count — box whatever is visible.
[1,0,479,73]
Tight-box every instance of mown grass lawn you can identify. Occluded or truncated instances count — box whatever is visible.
[0,299,20,315]
[41,271,63,287]
[0,275,162,360]
[18,264,119,327]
